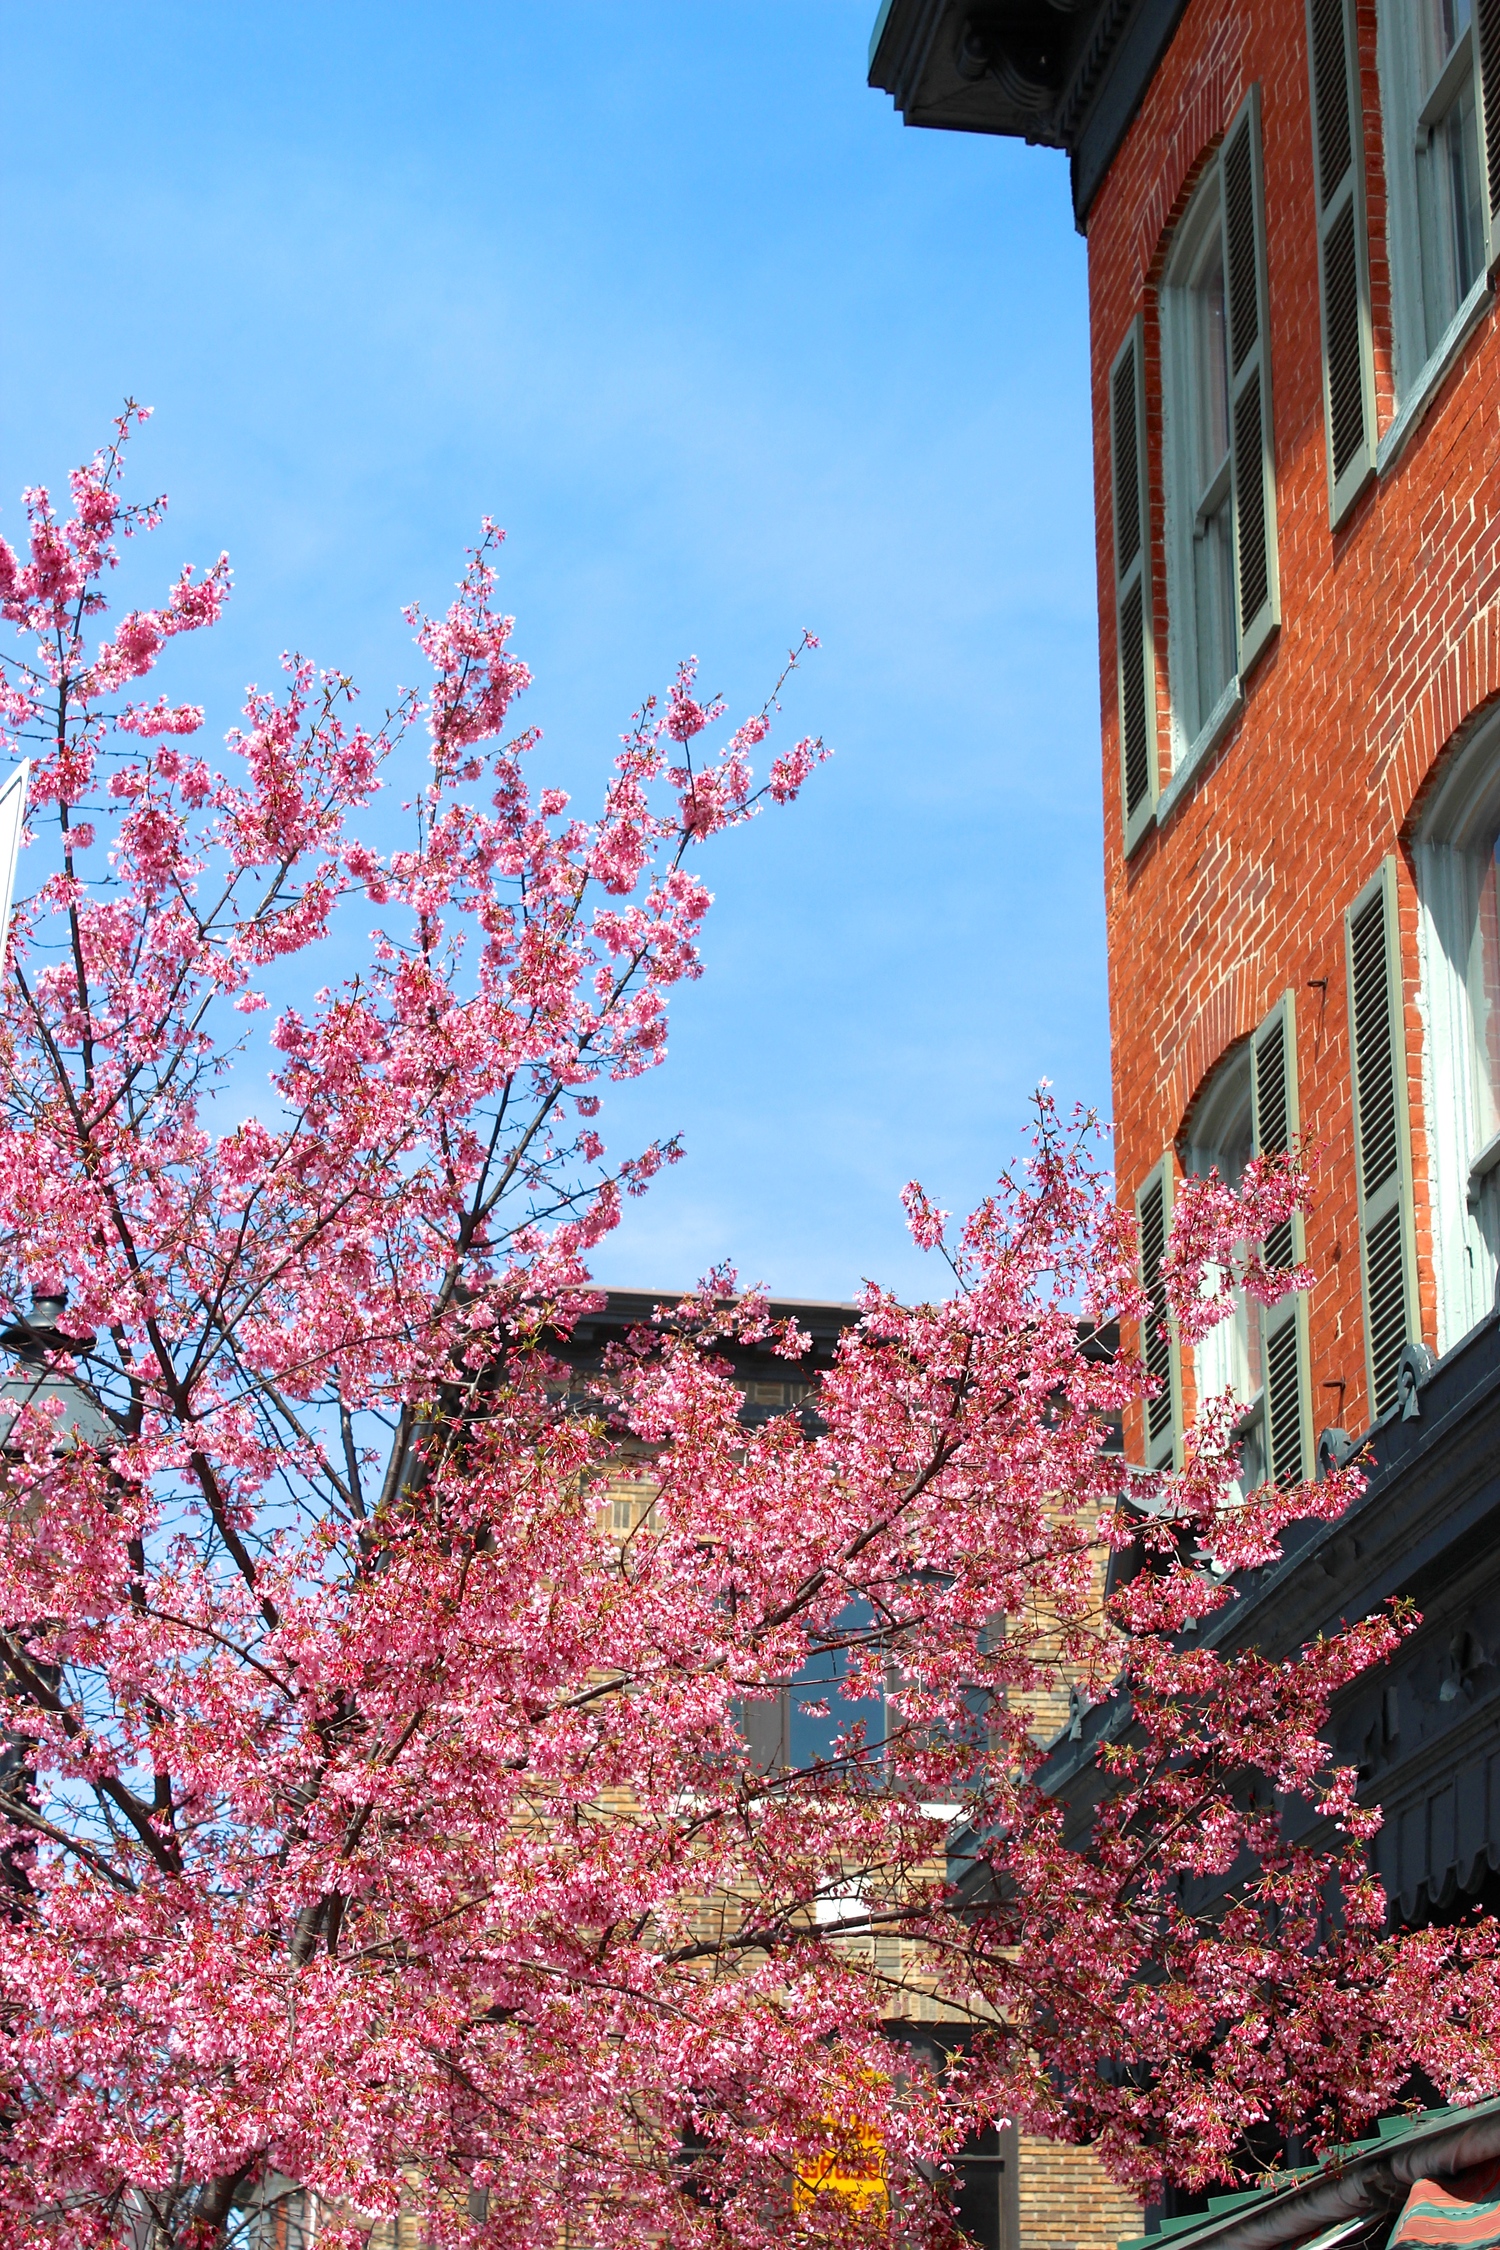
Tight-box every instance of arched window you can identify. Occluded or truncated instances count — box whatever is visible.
[1181,997,1311,1488]
[1415,706,1500,1345]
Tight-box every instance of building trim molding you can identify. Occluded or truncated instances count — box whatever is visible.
[867,0,1195,227]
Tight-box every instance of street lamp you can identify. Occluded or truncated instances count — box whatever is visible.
[0,1291,116,1917]
[0,1292,116,1454]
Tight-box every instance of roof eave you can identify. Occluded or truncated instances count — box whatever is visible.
[868,0,1193,230]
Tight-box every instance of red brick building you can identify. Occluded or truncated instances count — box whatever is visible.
[873,0,1500,2235]
[873,0,1500,1460]
[1084,0,1500,1476]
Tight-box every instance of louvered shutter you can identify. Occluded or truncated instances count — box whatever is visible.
[1111,318,1157,851]
[1477,0,1500,268]
[1220,89,1280,674]
[1346,859,1421,1420]
[1251,993,1312,1486]
[1137,1156,1181,1470]
[1306,0,1376,519]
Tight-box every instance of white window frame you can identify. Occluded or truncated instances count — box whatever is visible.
[1376,0,1494,426]
[1182,999,1311,1497]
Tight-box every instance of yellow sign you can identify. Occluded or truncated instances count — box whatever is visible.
[794,2121,887,2216]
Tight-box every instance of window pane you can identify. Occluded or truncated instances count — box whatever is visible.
[1192,244,1230,494]
[789,1599,884,1771]
[1446,74,1485,299]
[1163,167,1246,752]
[1384,0,1484,399]
[1424,0,1472,73]
[1185,1050,1265,1499]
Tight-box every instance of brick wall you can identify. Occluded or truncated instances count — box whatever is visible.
[1018,2134,1145,2250]
[1085,0,1500,1446]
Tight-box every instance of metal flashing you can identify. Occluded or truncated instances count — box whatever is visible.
[1120,2099,1500,2250]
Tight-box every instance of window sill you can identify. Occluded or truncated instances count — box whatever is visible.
[1377,275,1492,480]
[1156,675,1244,828]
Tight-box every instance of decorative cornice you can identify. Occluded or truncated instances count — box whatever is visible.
[1053,0,1134,143]
[868,0,1193,227]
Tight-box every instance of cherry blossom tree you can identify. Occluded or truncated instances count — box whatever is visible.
[0,408,1492,2249]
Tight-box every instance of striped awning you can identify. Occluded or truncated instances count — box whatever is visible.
[1389,2161,1500,2250]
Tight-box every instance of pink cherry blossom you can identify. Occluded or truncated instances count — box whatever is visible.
[0,415,1486,2250]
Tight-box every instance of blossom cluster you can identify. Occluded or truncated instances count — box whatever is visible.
[0,416,1485,2250]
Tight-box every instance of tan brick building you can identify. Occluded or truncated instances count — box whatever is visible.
[548,1293,1140,2250]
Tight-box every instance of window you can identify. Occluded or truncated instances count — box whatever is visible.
[1378,0,1499,407]
[896,2032,1019,2250]
[1159,90,1279,773]
[1415,718,1500,1347]
[1164,179,1236,742]
[740,1600,886,1776]
[949,2118,1019,2250]
[789,1603,886,1772]
[231,2181,315,2247]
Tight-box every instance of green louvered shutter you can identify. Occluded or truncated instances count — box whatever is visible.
[1220,89,1281,674]
[1346,860,1421,1419]
[1137,1156,1181,1470]
[1307,0,1376,519]
[1111,318,1157,851]
[1252,993,1312,1486]
[1476,0,1500,267]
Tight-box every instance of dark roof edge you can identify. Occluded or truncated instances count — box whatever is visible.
[866,0,1193,233]
[1140,2100,1500,2250]
[1070,0,1192,227]
[583,1289,862,1315]
[869,0,899,70]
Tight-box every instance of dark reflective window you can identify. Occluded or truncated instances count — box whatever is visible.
[789,1598,885,1771]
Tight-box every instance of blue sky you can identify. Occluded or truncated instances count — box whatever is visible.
[0,2,1107,1305]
